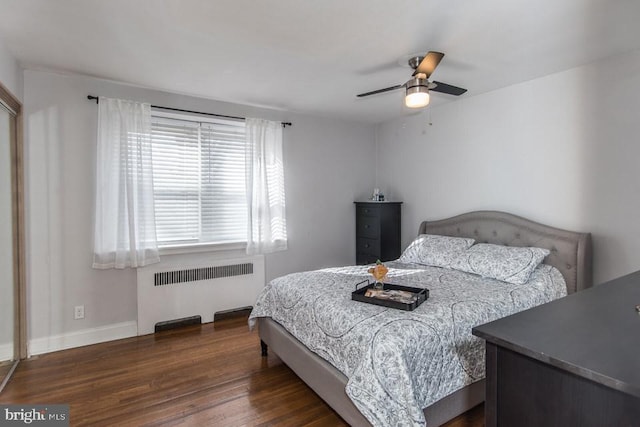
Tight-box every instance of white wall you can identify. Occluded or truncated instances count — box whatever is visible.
[0,36,22,101]
[376,48,640,285]
[24,69,375,352]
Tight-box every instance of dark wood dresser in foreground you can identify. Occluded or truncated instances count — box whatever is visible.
[473,270,640,427]
[354,201,401,265]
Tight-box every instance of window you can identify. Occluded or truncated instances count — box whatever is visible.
[150,112,247,247]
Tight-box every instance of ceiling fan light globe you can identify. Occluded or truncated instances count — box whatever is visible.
[405,90,430,108]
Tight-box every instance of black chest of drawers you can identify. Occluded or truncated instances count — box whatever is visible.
[354,201,402,265]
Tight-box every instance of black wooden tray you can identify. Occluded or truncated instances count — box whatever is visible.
[352,280,429,311]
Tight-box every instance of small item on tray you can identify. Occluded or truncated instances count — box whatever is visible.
[364,288,418,304]
[368,260,388,290]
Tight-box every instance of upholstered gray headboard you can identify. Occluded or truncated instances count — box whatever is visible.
[419,211,592,294]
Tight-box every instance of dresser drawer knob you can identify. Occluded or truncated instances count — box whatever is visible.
[364,225,370,229]
[364,209,369,213]
[364,244,370,248]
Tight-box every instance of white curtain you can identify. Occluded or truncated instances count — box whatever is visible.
[93,97,159,269]
[245,118,288,254]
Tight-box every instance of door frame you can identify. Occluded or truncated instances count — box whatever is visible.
[0,80,26,360]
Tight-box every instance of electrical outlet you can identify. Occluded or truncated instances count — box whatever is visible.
[74,305,85,320]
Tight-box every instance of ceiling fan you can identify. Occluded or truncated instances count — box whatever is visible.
[356,51,467,108]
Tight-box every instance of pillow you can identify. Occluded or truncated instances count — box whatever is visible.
[398,234,475,268]
[449,243,550,285]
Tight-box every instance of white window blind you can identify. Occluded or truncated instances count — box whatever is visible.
[150,113,247,246]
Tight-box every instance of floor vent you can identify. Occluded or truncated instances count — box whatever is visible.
[213,306,253,322]
[154,263,254,286]
[155,315,202,333]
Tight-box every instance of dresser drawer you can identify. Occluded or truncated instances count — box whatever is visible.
[356,253,379,265]
[356,205,380,218]
[357,216,379,238]
[357,237,380,255]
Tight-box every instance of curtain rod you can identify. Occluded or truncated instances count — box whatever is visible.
[86,95,292,127]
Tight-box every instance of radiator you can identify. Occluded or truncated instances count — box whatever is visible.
[136,253,265,335]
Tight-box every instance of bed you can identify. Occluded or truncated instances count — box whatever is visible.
[250,211,592,426]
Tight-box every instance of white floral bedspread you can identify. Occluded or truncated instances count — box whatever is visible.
[249,262,567,427]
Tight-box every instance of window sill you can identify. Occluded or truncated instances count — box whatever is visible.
[158,241,246,256]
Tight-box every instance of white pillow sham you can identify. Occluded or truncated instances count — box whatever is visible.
[449,243,550,285]
[398,234,475,268]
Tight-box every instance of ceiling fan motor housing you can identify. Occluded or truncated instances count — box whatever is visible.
[405,76,429,93]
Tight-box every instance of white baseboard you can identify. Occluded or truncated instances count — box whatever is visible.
[0,342,13,360]
[28,321,138,356]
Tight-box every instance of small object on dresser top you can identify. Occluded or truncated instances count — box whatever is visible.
[370,188,385,201]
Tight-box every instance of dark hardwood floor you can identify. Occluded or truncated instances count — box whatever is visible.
[0,360,14,389]
[0,316,483,426]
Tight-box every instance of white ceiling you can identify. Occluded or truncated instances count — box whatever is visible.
[1,0,640,123]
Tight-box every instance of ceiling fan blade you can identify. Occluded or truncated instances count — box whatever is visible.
[431,81,467,96]
[413,51,445,78]
[356,84,404,98]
